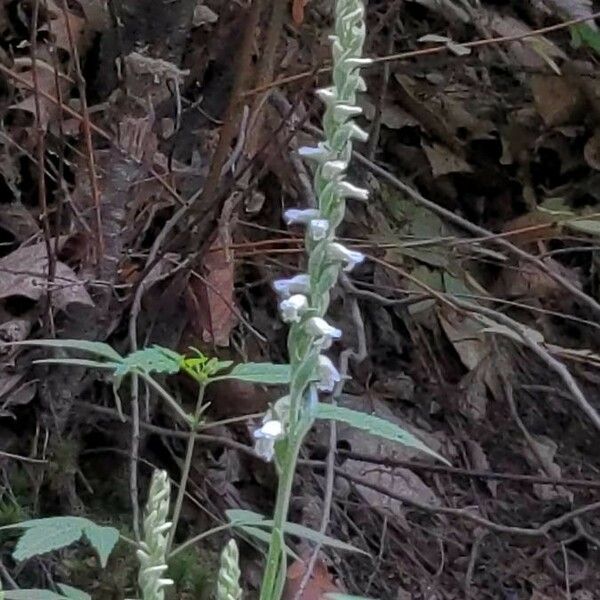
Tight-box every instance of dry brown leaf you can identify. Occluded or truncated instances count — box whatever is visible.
[283,556,340,600]
[584,130,600,170]
[292,0,310,25]
[466,440,497,497]
[531,75,585,127]
[485,12,565,69]
[186,232,236,347]
[423,142,472,177]
[0,242,93,311]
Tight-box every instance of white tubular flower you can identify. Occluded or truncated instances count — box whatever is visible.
[305,317,342,344]
[317,355,341,392]
[298,143,333,162]
[308,219,330,241]
[253,419,284,462]
[336,180,369,201]
[273,274,311,298]
[283,208,321,225]
[279,294,309,323]
[321,160,348,179]
[327,242,365,271]
[316,87,337,105]
[332,104,363,121]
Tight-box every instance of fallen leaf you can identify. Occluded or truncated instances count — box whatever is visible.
[423,142,472,177]
[584,129,600,170]
[292,0,309,25]
[531,74,585,127]
[186,232,237,347]
[466,440,497,497]
[283,555,340,600]
[0,243,93,311]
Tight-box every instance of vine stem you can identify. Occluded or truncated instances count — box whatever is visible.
[167,382,206,553]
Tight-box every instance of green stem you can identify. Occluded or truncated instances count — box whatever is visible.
[259,431,303,600]
[170,523,233,558]
[167,382,206,552]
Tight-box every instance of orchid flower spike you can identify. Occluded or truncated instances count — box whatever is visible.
[309,219,330,241]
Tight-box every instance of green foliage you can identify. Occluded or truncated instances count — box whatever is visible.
[226,509,366,555]
[167,547,216,599]
[180,348,233,383]
[570,23,600,54]
[0,517,119,567]
[314,403,449,465]
[212,363,292,385]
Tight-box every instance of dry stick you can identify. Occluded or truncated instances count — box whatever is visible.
[306,461,600,538]
[345,148,600,318]
[59,0,104,259]
[243,11,600,97]
[321,448,600,489]
[0,62,184,207]
[452,297,600,433]
[31,0,56,338]
[197,0,264,215]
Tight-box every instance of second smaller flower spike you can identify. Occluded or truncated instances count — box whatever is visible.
[279,294,309,323]
[327,242,365,272]
[273,274,311,298]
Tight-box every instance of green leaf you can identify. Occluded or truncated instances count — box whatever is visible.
[10,339,122,362]
[57,585,90,600]
[565,219,600,236]
[82,522,119,567]
[235,525,299,560]
[116,346,183,377]
[3,591,70,600]
[214,363,291,385]
[34,359,118,370]
[8,517,87,561]
[1,517,119,566]
[314,404,449,465]
[571,23,600,54]
[225,509,366,555]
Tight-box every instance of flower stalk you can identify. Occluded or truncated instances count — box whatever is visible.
[258,1,370,599]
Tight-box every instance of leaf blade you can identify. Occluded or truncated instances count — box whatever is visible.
[213,363,291,385]
[82,522,120,568]
[314,403,449,465]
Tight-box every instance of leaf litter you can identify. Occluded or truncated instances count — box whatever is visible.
[1,0,600,598]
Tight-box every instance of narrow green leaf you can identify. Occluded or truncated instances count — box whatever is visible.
[116,346,183,377]
[57,585,90,600]
[33,359,118,370]
[11,517,86,561]
[10,339,122,362]
[83,523,119,567]
[566,219,600,236]
[315,404,449,465]
[3,591,69,600]
[235,525,299,561]
[214,363,291,385]
[225,509,366,555]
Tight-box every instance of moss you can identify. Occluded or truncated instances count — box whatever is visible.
[167,546,218,600]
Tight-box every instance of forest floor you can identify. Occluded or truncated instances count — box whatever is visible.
[1,1,600,599]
